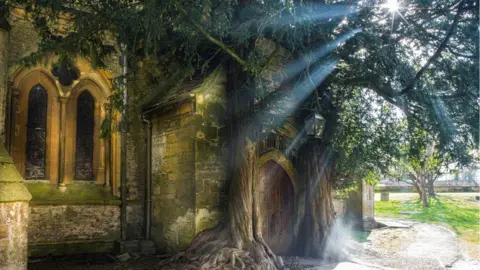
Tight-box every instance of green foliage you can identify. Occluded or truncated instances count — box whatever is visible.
[332,87,404,188]
[5,0,478,187]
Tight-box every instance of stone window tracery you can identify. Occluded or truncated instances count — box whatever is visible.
[25,84,48,179]
[75,90,95,180]
[9,67,120,193]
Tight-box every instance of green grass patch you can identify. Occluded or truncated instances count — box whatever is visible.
[375,194,480,244]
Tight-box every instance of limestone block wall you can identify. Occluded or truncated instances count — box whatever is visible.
[151,104,197,253]
[126,204,144,240]
[333,198,346,219]
[1,9,142,254]
[362,183,375,229]
[28,205,121,256]
[345,182,375,230]
[194,139,228,234]
[7,9,38,71]
[0,29,8,145]
[0,202,29,269]
[194,68,228,234]
[28,205,120,243]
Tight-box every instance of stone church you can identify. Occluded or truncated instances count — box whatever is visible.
[0,7,374,269]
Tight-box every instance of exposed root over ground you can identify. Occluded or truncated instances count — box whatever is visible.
[159,224,285,270]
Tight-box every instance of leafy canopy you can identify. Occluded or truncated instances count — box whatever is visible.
[6,0,479,184]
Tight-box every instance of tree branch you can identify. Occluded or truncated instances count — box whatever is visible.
[446,45,476,59]
[176,4,246,67]
[337,76,408,113]
[393,1,465,97]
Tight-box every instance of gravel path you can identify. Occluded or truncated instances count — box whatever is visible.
[292,218,479,270]
[29,218,479,270]
[337,218,479,270]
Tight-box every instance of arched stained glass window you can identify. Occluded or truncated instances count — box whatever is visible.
[75,91,95,180]
[25,84,48,179]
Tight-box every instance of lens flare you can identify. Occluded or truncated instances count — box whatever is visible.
[385,0,399,12]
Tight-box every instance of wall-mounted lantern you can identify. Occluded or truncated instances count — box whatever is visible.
[305,112,326,139]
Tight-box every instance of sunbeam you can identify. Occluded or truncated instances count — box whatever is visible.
[310,146,335,195]
[384,0,399,12]
[273,29,362,86]
[431,97,456,135]
[251,59,339,135]
[284,128,306,157]
[268,4,358,30]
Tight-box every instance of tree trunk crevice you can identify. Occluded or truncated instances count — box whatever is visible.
[297,140,336,259]
[160,63,284,269]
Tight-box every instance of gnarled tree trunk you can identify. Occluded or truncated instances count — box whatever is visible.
[160,63,284,269]
[296,139,335,259]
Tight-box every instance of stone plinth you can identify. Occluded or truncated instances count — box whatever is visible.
[346,182,376,230]
[0,146,32,269]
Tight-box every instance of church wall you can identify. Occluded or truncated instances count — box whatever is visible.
[193,68,229,234]
[1,8,40,145]
[0,29,8,145]
[0,202,29,269]
[151,103,197,253]
[149,67,230,253]
[7,9,39,69]
[0,9,142,256]
[28,204,121,256]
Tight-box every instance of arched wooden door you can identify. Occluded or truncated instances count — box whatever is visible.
[259,160,295,255]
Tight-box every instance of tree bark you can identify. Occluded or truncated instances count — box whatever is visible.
[419,174,428,208]
[427,175,436,197]
[412,179,422,198]
[297,140,335,259]
[160,62,284,269]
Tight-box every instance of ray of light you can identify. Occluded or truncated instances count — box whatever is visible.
[272,29,361,86]
[310,146,335,197]
[385,0,399,12]
[395,10,409,25]
[248,59,339,137]
[431,97,456,135]
[284,128,306,157]
[268,4,358,30]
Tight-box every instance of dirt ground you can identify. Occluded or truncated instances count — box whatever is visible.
[348,218,480,270]
[28,218,480,270]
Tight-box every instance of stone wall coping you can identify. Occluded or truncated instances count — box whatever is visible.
[0,181,33,202]
[0,145,13,164]
[0,146,33,202]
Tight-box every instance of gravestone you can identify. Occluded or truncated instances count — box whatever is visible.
[381,192,389,201]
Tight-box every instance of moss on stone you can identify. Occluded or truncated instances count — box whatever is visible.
[0,163,24,182]
[26,183,118,204]
[0,146,13,164]
[0,148,33,203]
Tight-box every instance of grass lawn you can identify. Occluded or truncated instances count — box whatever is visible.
[375,193,480,259]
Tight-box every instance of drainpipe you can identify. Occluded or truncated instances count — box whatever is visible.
[142,115,152,240]
[120,44,128,241]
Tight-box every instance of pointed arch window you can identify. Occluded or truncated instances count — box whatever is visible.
[75,91,95,180]
[25,84,48,179]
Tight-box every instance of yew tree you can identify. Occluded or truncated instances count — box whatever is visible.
[6,0,479,268]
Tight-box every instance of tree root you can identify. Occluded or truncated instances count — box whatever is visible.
[159,225,285,270]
